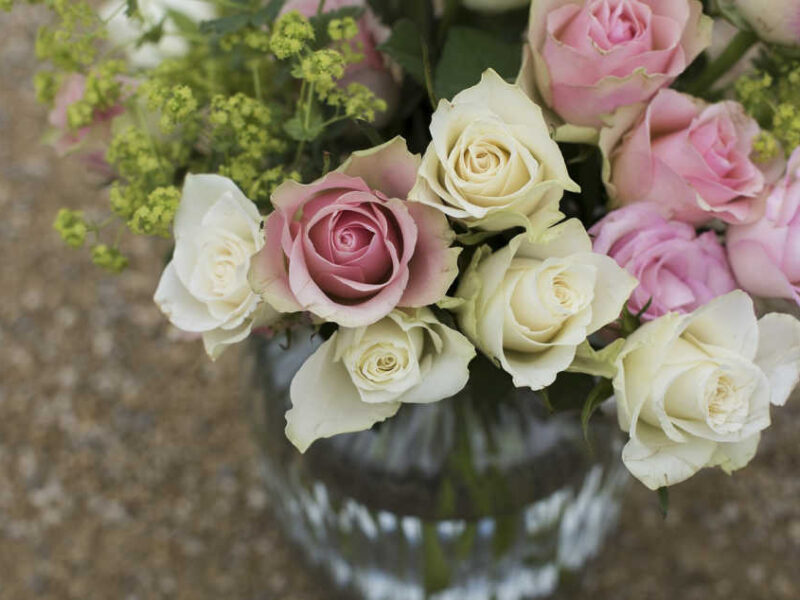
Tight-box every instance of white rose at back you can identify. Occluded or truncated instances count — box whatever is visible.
[101,0,216,68]
[154,174,275,359]
[614,291,800,490]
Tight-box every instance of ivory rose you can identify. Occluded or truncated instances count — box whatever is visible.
[101,0,216,69]
[286,309,476,452]
[614,291,800,490]
[518,0,712,131]
[721,0,800,46]
[410,70,579,233]
[252,137,460,328]
[591,204,737,320]
[601,89,766,225]
[727,148,800,305]
[280,0,399,124]
[154,175,277,359]
[455,219,637,390]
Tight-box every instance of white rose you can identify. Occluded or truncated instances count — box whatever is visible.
[100,0,217,69]
[286,309,476,452]
[154,174,276,359]
[409,69,579,234]
[721,0,800,46]
[615,291,800,490]
[455,219,637,390]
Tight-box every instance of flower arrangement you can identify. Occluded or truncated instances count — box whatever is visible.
[10,0,800,502]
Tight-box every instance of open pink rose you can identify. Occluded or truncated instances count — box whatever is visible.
[604,89,765,226]
[253,137,460,327]
[727,148,800,305]
[280,0,399,124]
[591,204,737,320]
[48,74,134,174]
[519,0,711,129]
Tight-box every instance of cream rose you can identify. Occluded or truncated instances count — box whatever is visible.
[154,174,277,359]
[101,0,216,69]
[409,69,579,233]
[455,220,637,390]
[614,291,800,490]
[286,309,476,452]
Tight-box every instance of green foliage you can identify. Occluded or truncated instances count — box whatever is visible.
[434,26,522,100]
[377,19,426,86]
[581,378,614,445]
[129,186,181,237]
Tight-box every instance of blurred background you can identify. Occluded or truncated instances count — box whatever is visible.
[1,6,800,600]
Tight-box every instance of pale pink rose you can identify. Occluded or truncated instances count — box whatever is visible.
[727,148,800,305]
[48,74,134,174]
[607,89,765,225]
[519,0,711,128]
[591,204,737,320]
[252,137,460,327]
[280,0,399,124]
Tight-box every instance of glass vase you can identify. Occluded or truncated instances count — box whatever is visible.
[243,328,627,600]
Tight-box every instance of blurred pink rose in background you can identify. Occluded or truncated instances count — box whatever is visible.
[722,0,800,46]
[252,138,460,327]
[727,148,800,306]
[606,89,765,225]
[280,0,399,125]
[48,74,133,175]
[519,0,711,128]
[591,204,737,320]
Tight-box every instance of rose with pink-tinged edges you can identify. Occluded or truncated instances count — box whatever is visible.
[48,74,134,174]
[252,137,460,328]
[727,148,800,306]
[591,204,737,320]
[518,0,712,133]
[280,0,399,125]
[601,89,766,226]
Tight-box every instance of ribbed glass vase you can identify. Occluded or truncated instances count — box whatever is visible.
[244,328,627,600]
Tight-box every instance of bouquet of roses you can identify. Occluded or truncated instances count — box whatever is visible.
[10,0,800,497]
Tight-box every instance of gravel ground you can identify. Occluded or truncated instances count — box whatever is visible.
[1,6,799,600]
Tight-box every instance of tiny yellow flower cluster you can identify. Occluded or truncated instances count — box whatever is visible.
[66,60,126,130]
[35,0,101,70]
[53,208,88,248]
[129,186,181,238]
[269,11,316,59]
[91,244,128,273]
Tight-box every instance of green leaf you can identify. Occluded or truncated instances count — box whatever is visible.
[136,19,165,47]
[376,19,426,86]
[284,111,325,141]
[569,339,625,379]
[199,14,251,35]
[255,0,288,26]
[581,378,614,444]
[167,10,199,35]
[434,26,522,100]
[125,0,138,17]
[657,487,669,518]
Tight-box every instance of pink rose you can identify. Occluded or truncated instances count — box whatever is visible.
[48,74,133,174]
[727,148,800,305]
[604,89,766,226]
[280,0,399,124]
[519,0,711,128]
[591,204,737,320]
[253,137,460,327]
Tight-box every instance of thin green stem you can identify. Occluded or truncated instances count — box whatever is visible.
[421,40,437,109]
[251,61,263,102]
[684,30,758,95]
